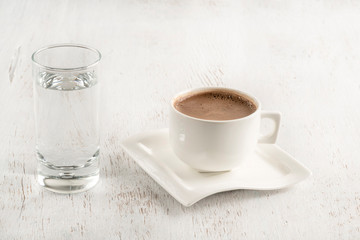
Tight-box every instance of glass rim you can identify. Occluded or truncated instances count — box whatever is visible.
[31,43,102,71]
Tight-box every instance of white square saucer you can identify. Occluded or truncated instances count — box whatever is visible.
[121,129,311,207]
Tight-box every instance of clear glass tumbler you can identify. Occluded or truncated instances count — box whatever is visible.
[32,44,101,193]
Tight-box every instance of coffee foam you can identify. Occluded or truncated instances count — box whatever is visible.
[174,89,257,120]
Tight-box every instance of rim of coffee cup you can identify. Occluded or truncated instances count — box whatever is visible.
[171,87,261,123]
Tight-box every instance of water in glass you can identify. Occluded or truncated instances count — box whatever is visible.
[34,70,100,193]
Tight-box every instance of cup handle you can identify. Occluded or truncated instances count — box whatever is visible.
[258,111,281,144]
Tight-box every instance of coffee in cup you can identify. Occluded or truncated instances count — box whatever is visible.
[173,89,257,121]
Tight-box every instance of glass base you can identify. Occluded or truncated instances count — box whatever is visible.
[37,157,100,194]
[37,174,99,194]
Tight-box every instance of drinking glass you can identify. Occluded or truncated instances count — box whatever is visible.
[32,44,101,193]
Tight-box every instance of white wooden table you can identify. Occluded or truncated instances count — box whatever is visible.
[1,0,360,239]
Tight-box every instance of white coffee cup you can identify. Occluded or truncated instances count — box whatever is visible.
[169,87,281,172]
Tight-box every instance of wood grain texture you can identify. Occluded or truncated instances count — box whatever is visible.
[0,0,360,239]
